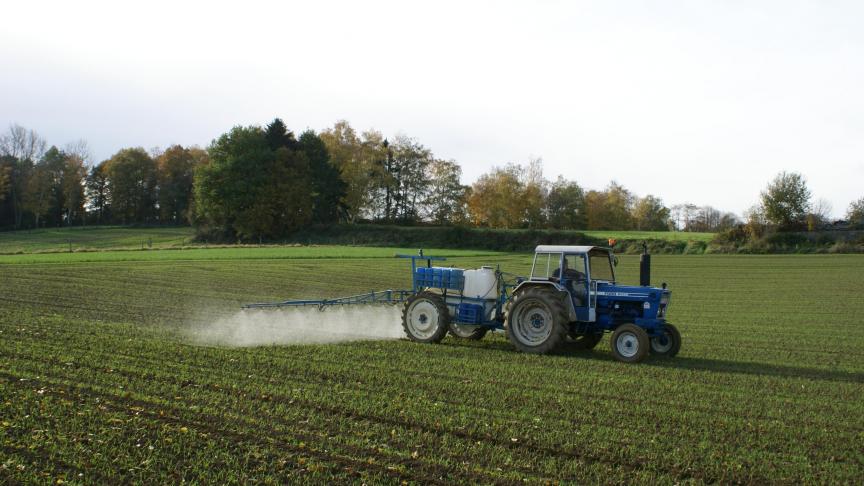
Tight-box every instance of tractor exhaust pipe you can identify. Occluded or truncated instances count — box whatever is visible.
[639,242,650,287]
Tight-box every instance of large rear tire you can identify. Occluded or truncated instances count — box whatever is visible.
[505,287,568,354]
[649,323,681,357]
[610,324,649,363]
[449,323,488,340]
[402,292,449,344]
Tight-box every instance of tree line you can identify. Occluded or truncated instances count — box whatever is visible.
[743,171,863,236]
[1,121,861,237]
[0,126,206,230]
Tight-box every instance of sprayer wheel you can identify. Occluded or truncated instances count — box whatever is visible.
[449,323,488,340]
[402,292,450,344]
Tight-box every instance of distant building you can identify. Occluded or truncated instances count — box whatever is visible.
[829,220,851,230]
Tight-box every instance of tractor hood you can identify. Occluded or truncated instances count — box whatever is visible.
[595,282,671,321]
[595,283,666,303]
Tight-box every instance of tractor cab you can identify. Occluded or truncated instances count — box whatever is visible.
[529,245,617,322]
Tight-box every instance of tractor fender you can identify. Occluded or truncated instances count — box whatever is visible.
[510,281,578,322]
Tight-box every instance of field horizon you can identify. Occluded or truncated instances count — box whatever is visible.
[0,225,715,255]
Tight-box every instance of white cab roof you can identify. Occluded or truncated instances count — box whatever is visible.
[535,245,607,253]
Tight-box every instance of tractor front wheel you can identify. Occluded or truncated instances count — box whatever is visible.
[449,323,488,340]
[610,324,649,363]
[649,323,681,357]
[506,287,568,354]
[402,292,449,343]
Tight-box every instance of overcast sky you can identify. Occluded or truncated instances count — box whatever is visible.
[2,0,862,218]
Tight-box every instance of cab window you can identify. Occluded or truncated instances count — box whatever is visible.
[531,252,562,279]
[559,254,587,281]
[588,250,615,282]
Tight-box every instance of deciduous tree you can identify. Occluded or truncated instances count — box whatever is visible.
[24,146,75,227]
[585,181,634,230]
[320,121,374,221]
[631,195,671,231]
[388,135,432,222]
[521,158,547,229]
[0,124,45,228]
[760,171,811,230]
[195,123,312,239]
[86,161,111,224]
[467,164,524,228]
[106,148,159,224]
[846,197,864,228]
[157,145,206,223]
[0,124,46,162]
[424,159,467,225]
[744,204,767,239]
[546,176,586,230]
[806,198,833,231]
[0,160,9,203]
[61,154,87,225]
[25,158,53,228]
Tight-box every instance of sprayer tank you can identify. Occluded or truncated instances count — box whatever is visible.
[463,267,497,300]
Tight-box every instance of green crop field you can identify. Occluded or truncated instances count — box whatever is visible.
[0,225,714,255]
[0,246,502,265]
[579,230,715,242]
[1,246,862,484]
[0,226,195,254]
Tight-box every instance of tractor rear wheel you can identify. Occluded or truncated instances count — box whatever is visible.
[610,324,650,363]
[649,323,681,357]
[449,323,488,340]
[568,332,603,350]
[402,292,449,344]
[505,287,568,354]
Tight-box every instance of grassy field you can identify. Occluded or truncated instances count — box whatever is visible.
[1,246,862,483]
[0,226,194,254]
[579,230,714,242]
[0,246,502,265]
[0,225,714,254]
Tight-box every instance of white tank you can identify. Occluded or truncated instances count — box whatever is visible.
[463,266,497,300]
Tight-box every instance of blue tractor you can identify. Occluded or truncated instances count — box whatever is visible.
[398,245,679,363]
[243,245,680,363]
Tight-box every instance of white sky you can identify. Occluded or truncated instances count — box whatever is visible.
[2,0,862,218]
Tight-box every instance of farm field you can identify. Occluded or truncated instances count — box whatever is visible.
[0,225,714,254]
[0,226,195,254]
[1,246,863,483]
[0,246,502,265]
[567,229,713,242]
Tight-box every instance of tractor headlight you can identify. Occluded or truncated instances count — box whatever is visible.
[658,293,670,318]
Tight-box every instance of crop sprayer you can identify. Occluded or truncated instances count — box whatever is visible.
[243,245,681,363]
